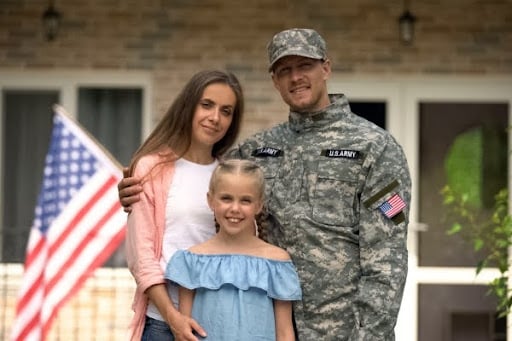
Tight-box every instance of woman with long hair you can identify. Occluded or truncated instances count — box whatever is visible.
[125,70,244,341]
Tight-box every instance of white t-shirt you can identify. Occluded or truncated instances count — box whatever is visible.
[146,158,218,320]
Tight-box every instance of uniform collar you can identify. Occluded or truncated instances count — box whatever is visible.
[288,94,351,133]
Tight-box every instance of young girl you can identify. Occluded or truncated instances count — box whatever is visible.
[125,70,244,341]
[165,159,302,341]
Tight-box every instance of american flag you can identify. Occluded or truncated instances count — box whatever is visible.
[10,106,126,341]
[378,193,406,219]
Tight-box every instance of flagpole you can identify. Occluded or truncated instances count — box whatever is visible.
[52,104,124,171]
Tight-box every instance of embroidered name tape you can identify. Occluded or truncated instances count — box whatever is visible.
[321,149,360,159]
[251,147,283,157]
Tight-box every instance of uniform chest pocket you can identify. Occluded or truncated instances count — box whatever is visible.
[250,156,283,204]
[310,160,361,227]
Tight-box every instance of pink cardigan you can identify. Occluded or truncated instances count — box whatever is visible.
[125,150,176,340]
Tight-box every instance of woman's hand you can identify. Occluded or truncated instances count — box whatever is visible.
[167,309,207,341]
[145,284,207,341]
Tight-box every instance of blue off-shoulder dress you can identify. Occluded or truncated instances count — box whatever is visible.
[165,249,302,341]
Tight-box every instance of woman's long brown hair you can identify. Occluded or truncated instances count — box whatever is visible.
[129,70,244,175]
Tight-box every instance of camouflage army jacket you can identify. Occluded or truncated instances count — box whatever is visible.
[227,94,412,341]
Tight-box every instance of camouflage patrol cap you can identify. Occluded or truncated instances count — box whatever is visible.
[267,28,327,71]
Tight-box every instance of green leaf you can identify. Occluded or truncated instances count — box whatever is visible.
[473,238,484,251]
[447,223,462,235]
[476,259,486,274]
[441,184,512,317]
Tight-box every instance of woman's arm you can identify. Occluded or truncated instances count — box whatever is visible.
[274,300,295,341]
[145,284,205,341]
[125,157,205,340]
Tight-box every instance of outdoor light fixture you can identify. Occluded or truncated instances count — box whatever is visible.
[398,0,416,45]
[42,1,61,41]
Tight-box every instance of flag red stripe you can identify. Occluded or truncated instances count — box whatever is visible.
[23,235,45,269]
[42,227,126,338]
[48,176,117,257]
[15,267,44,340]
[14,268,43,316]
[17,310,42,341]
[14,239,45,315]
[12,196,124,341]
[46,197,121,293]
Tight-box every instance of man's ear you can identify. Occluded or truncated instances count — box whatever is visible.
[322,59,332,80]
[271,73,280,90]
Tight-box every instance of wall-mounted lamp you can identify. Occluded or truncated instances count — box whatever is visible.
[398,0,416,45]
[42,1,61,41]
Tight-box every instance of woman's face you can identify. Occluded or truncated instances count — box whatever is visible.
[190,83,236,151]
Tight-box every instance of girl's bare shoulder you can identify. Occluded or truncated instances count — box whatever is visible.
[260,241,291,261]
[187,239,215,254]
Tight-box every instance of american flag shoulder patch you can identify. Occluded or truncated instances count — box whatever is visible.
[378,193,406,219]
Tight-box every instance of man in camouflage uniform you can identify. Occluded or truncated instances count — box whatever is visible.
[119,28,411,341]
[227,28,411,340]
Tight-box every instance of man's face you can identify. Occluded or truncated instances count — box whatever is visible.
[271,55,331,113]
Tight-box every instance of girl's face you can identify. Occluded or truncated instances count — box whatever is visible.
[190,83,236,151]
[207,173,263,237]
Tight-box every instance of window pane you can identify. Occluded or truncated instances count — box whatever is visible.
[419,284,504,341]
[2,90,58,262]
[78,87,142,165]
[2,87,143,266]
[350,101,386,130]
[418,102,508,266]
[78,87,142,266]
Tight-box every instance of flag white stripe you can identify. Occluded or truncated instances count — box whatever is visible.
[45,171,120,275]
[45,169,114,244]
[43,214,125,322]
[12,284,43,339]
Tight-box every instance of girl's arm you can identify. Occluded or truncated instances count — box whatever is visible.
[274,300,295,341]
[178,286,196,316]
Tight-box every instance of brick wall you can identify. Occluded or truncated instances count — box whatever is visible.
[1,0,511,139]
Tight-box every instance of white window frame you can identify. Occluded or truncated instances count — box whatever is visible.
[0,69,153,262]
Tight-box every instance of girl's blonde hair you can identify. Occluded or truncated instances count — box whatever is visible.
[209,159,269,241]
